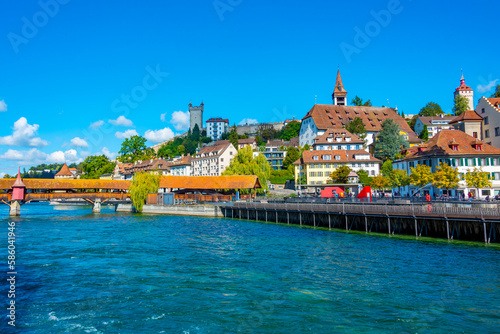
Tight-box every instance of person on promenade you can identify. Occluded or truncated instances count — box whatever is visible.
[426,193,431,202]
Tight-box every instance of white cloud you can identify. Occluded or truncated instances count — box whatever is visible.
[109,116,134,127]
[0,172,5,178]
[239,118,258,126]
[170,111,190,131]
[144,128,175,143]
[90,120,105,129]
[101,147,118,160]
[0,117,49,147]
[160,113,167,122]
[0,100,7,112]
[0,148,82,166]
[70,137,88,148]
[477,79,499,93]
[115,129,138,139]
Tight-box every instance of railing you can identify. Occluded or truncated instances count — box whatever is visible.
[0,192,130,201]
[231,202,500,220]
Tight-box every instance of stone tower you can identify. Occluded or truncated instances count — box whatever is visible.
[454,71,474,110]
[189,102,204,132]
[332,69,347,106]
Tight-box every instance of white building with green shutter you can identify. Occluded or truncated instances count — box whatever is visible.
[393,130,500,199]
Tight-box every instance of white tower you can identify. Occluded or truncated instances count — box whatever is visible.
[189,102,204,132]
[454,72,474,110]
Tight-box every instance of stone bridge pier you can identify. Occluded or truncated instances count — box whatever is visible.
[92,199,102,214]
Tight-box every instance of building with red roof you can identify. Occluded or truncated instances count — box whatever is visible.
[476,96,500,149]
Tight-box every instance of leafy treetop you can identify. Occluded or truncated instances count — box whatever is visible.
[453,94,469,116]
[419,102,444,116]
[374,119,409,161]
[351,96,372,107]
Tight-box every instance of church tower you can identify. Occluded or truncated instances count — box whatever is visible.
[189,101,204,132]
[454,71,474,110]
[332,69,347,105]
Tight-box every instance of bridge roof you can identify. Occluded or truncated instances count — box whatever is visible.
[159,176,261,190]
[0,179,130,190]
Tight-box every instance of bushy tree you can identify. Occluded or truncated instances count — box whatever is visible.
[129,172,160,212]
[465,168,492,198]
[432,163,460,195]
[381,160,393,177]
[329,165,352,184]
[389,169,410,194]
[351,96,372,107]
[118,135,148,162]
[491,85,500,98]
[420,124,429,141]
[279,121,301,141]
[222,146,272,194]
[257,123,277,142]
[80,155,116,179]
[453,94,469,116]
[419,102,444,116]
[374,119,409,161]
[371,175,390,190]
[282,146,300,170]
[409,164,433,188]
[357,169,372,186]
[345,117,367,144]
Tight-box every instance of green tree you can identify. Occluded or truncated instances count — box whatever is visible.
[222,146,272,194]
[409,164,433,189]
[157,144,173,159]
[419,102,444,116]
[408,114,419,131]
[177,145,185,155]
[374,119,409,161]
[257,123,277,142]
[432,163,460,195]
[191,124,201,142]
[80,155,116,179]
[228,126,239,149]
[389,169,410,194]
[118,135,148,162]
[357,169,372,186]
[282,146,300,170]
[465,168,492,198]
[345,117,367,144]
[279,121,301,141]
[381,159,393,177]
[453,94,469,116]
[371,175,390,190]
[128,172,160,212]
[491,84,500,98]
[329,165,352,184]
[420,124,429,141]
[351,95,372,107]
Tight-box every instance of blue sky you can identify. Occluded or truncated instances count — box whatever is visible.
[1,0,499,175]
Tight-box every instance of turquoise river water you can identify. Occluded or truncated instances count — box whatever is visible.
[1,203,499,333]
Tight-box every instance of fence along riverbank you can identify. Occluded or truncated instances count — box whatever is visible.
[221,202,500,244]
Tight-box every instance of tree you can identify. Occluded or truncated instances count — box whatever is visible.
[432,163,460,195]
[177,145,185,155]
[419,102,444,116]
[357,169,372,186]
[389,169,410,194]
[453,94,469,116]
[409,164,433,190]
[374,119,409,161]
[420,124,429,141]
[491,85,500,98]
[279,121,301,141]
[191,124,201,142]
[118,135,148,162]
[222,146,272,194]
[345,116,367,145]
[381,159,393,177]
[371,175,390,190]
[282,146,300,170]
[228,126,239,149]
[408,114,419,131]
[465,168,492,198]
[351,95,372,107]
[80,155,116,179]
[128,172,160,212]
[329,165,352,184]
[257,123,277,142]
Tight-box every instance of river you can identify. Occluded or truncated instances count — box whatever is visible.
[1,203,499,333]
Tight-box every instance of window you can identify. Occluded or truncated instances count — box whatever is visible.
[484,117,489,125]
[335,155,341,160]
[496,127,500,137]
[482,108,485,113]
[313,155,319,161]
[485,130,490,138]
[473,132,478,138]
[322,155,331,160]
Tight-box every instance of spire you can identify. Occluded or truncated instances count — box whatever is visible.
[460,69,465,85]
[12,167,26,188]
[332,69,347,105]
[334,69,347,94]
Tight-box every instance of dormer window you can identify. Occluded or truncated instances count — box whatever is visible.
[336,137,342,142]
[345,137,351,142]
[475,144,483,151]
[322,155,331,160]
[450,144,458,151]
[313,155,319,161]
[335,155,341,160]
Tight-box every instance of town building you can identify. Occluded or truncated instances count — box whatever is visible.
[206,117,229,141]
[189,102,204,132]
[263,138,299,170]
[299,70,420,147]
[393,129,500,199]
[55,163,75,179]
[454,72,474,111]
[449,109,483,139]
[312,128,365,151]
[169,155,193,176]
[237,138,258,150]
[293,149,381,187]
[414,115,456,138]
[476,97,500,148]
[122,159,171,180]
[192,141,237,176]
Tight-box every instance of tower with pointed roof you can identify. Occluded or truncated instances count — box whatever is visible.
[454,71,474,110]
[332,69,347,106]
